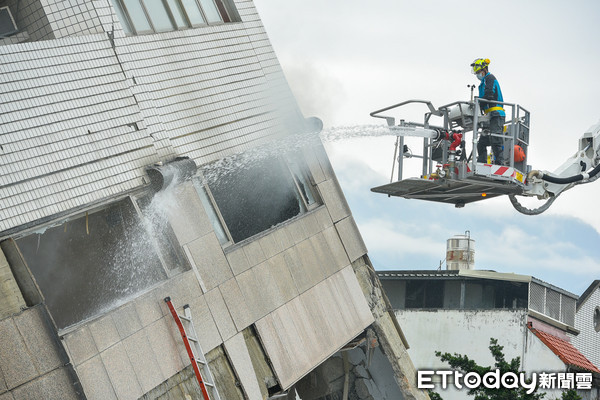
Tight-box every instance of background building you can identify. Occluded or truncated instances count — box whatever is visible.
[0,0,427,399]
[379,269,600,400]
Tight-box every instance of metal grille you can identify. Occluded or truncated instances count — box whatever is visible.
[546,289,561,320]
[529,282,545,313]
[560,295,576,327]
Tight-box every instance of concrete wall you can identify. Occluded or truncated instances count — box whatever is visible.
[395,309,528,373]
[54,170,373,399]
[394,308,578,400]
[0,247,25,318]
[573,286,600,369]
[0,305,83,399]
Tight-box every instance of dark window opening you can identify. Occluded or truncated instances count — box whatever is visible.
[16,197,185,329]
[205,156,316,243]
[405,280,444,309]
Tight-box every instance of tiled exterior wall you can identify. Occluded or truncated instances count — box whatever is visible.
[0,0,301,238]
[574,287,600,369]
[2,0,55,41]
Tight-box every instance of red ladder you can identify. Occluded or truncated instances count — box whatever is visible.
[164,297,221,400]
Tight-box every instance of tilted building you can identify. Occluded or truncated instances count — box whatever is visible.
[0,0,428,399]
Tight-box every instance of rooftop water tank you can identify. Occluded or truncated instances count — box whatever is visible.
[446,232,475,270]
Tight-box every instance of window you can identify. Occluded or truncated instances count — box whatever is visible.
[110,0,239,35]
[16,197,187,329]
[594,307,600,332]
[405,281,444,309]
[197,155,321,245]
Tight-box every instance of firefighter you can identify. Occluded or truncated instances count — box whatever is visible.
[471,58,506,165]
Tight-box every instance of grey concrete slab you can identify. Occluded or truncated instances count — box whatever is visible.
[11,367,79,400]
[258,233,280,260]
[270,306,312,376]
[300,285,337,352]
[300,211,321,238]
[322,226,351,272]
[271,227,293,253]
[88,314,120,353]
[0,363,7,392]
[144,317,185,380]
[224,333,263,400]
[242,240,266,268]
[62,325,99,367]
[335,216,368,263]
[0,317,37,389]
[100,342,144,400]
[284,296,325,358]
[308,233,338,278]
[0,391,14,400]
[158,271,202,312]
[235,269,266,321]
[313,206,333,231]
[219,277,254,332]
[187,295,223,353]
[284,219,308,245]
[123,329,165,393]
[253,260,286,312]
[314,275,351,334]
[267,253,298,303]
[76,355,118,400]
[317,179,351,223]
[225,246,251,276]
[294,239,326,288]
[133,288,163,328]
[327,272,365,334]
[165,182,213,246]
[187,233,233,292]
[282,247,312,295]
[205,287,237,342]
[340,266,376,328]
[110,302,143,340]
[254,314,294,388]
[0,250,25,318]
[13,307,62,374]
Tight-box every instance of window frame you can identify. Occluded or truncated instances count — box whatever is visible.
[112,0,232,35]
[130,193,190,278]
[195,155,322,247]
[192,176,234,248]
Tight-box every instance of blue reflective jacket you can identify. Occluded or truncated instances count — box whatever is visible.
[478,72,505,117]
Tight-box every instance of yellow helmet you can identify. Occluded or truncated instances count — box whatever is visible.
[471,58,490,74]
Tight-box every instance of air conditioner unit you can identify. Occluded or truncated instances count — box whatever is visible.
[0,6,18,38]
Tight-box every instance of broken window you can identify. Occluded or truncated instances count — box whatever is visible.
[200,155,320,244]
[16,197,186,330]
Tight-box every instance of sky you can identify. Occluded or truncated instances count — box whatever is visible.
[252,0,600,296]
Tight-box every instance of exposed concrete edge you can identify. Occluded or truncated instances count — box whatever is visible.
[351,255,430,400]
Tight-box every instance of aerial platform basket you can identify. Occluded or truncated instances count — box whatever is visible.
[369,98,531,207]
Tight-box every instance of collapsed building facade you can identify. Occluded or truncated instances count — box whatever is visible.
[0,0,428,399]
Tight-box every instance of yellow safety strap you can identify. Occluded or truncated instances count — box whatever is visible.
[484,106,504,114]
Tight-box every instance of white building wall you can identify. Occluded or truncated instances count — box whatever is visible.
[574,286,600,369]
[395,309,569,400]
